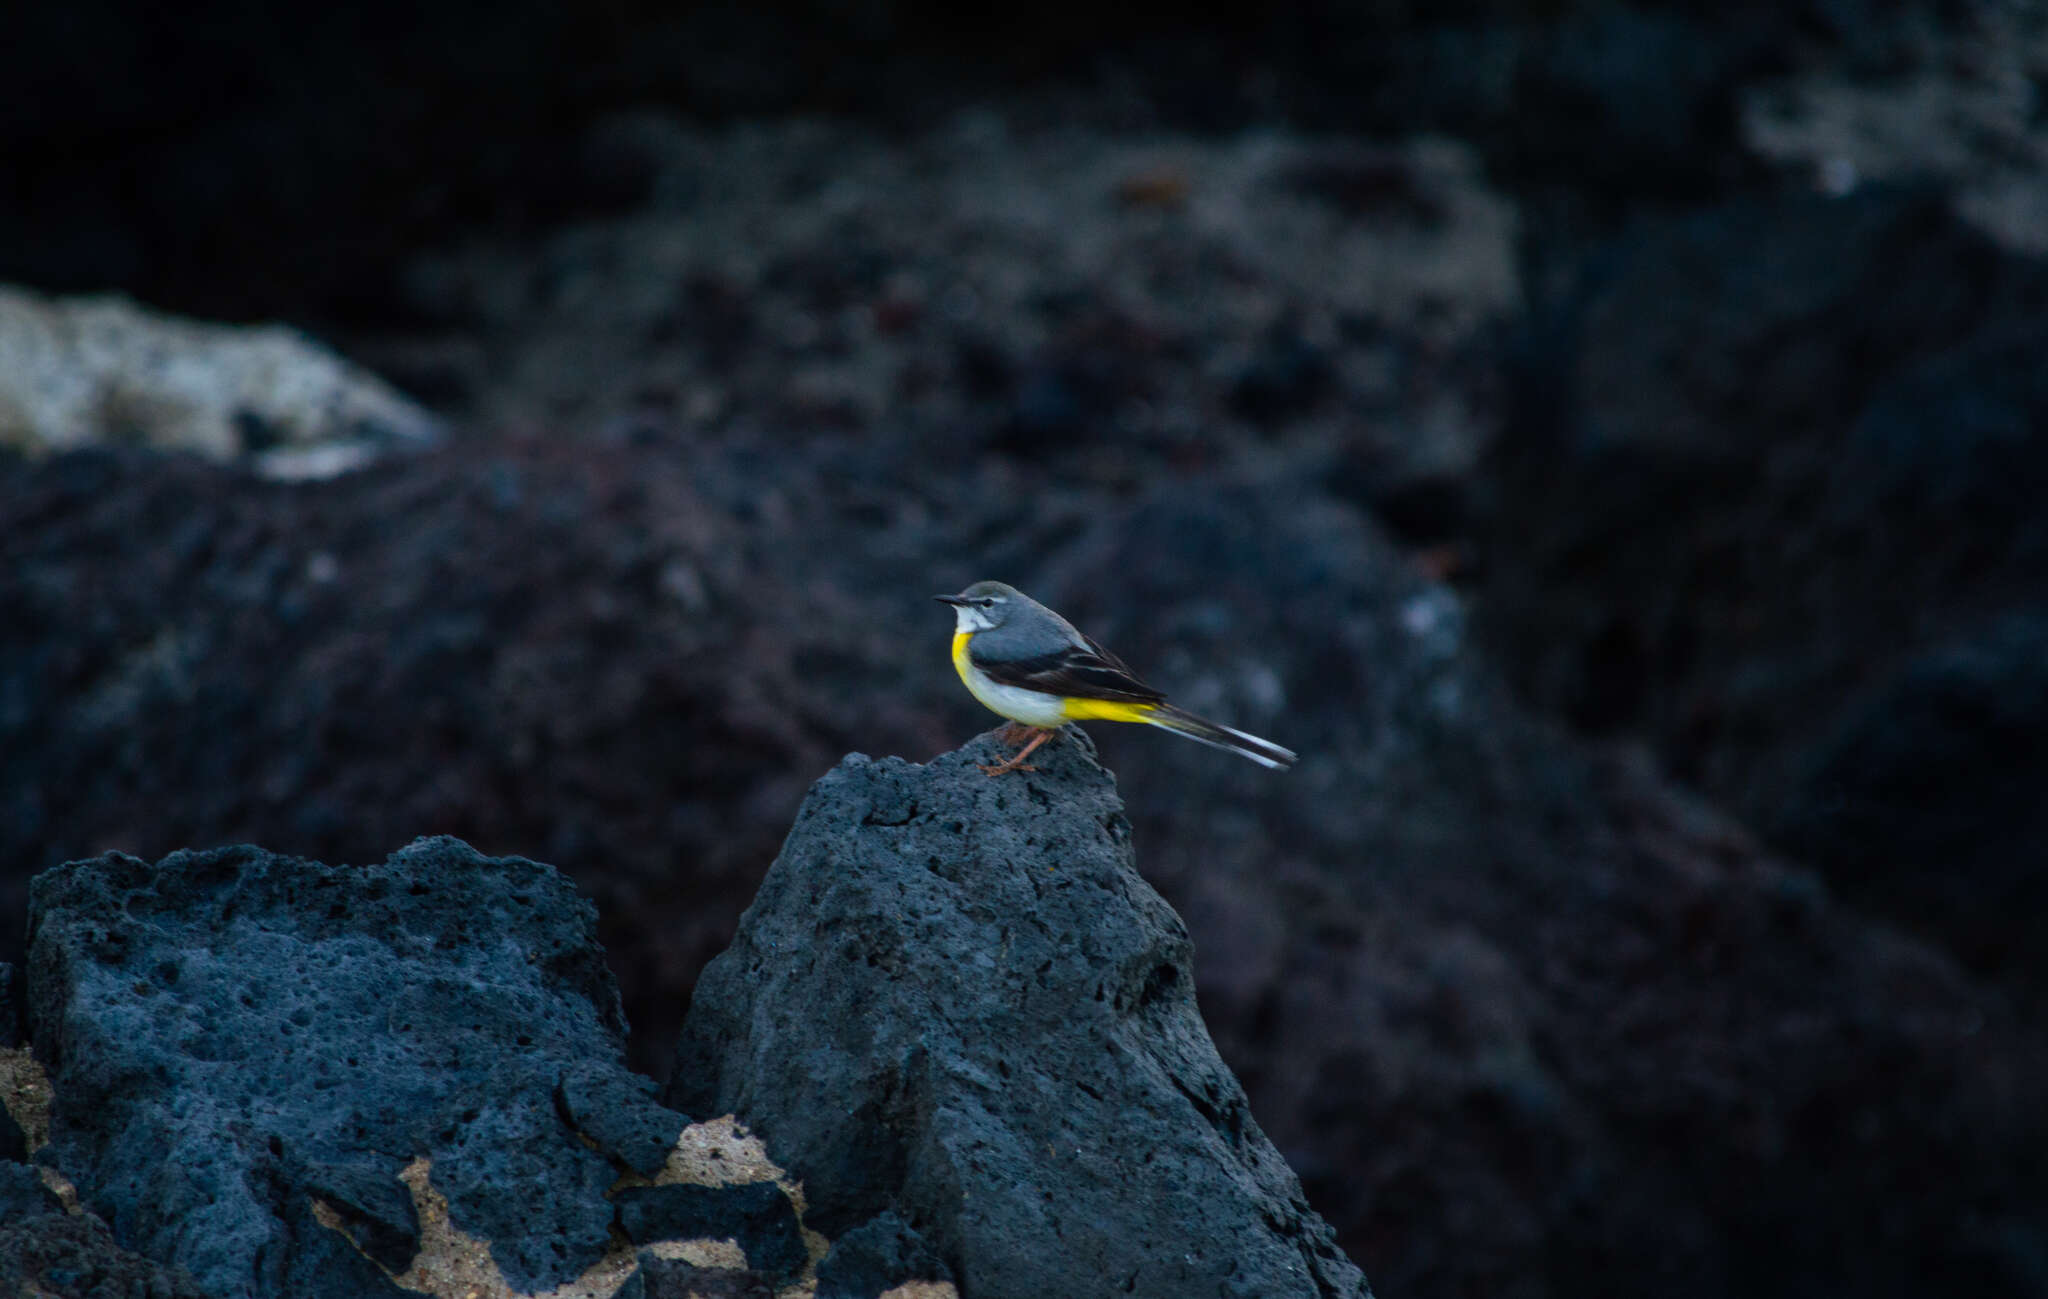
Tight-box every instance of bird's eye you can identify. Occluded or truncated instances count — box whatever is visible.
[975,598,993,608]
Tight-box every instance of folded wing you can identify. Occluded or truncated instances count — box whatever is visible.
[970,635,1167,704]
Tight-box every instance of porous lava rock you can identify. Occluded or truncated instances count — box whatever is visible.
[612,1181,807,1283]
[621,1256,776,1299]
[0,1212,211,1299]
[668,729,1371,1299]
[25,836,686,1299]
[0,1161,60,1219]
[814,1210,953,1299]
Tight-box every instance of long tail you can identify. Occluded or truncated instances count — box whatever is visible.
[1143,705,1297,770]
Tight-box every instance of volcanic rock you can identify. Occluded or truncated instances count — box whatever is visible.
[558,1059,695,1177]
[0,1160,60,1220]
[24,836,682,1299]
[0,1212,210,1299]
[621,1255,776,1299]
[815,1211,954,1299]
[669,728,1371,1299]
[612,1181,807,1283]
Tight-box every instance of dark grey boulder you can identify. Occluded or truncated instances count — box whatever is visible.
[0,1160,62,1220]
[815,1210,953,1299]
[623,1255,775,1298]
[612,1181,807,1282]
[0,1212,210,1299]
[668,729,1371,1299]
[25,836,684,1299]
[556,1059,690,1176]
[283,1155,422,1275]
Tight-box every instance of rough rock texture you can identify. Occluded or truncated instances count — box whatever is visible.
[24,837,684,1299]
[0,1160,59,1217]
[0,1041,48,1162]
[623,1257,776,1299]
[613,1181,807,1282]
[0,285,439,478]
[815,1211,954,1299]
[0,1212,211,1299]
[1481,186,2048,987]
[0,1104,23,1164]
[557,1060,694,1177]
[669,730,1371,1299]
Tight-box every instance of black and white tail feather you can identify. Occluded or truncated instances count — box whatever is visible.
[1145,705,1297,770]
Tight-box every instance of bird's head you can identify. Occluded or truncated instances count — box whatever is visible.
[935,580,1023,632]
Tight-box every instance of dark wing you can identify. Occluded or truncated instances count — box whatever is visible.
[971,635,1167,704]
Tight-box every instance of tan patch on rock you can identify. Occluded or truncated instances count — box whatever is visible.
[311,1116,839,1299]
[0,1047,85,1214]
[646,1238,747,1269]
[6,1045,834,1297]
[0,1045,53,1154]
[314,1156,639,1299]
[658,1115,791,1194]
[879,1284,959,1299]
[646,1116,831,1296]
[36,1164,83,1214]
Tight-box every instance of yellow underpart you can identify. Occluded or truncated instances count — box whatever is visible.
[952,632,1161,726]
[1059,697,1161,722]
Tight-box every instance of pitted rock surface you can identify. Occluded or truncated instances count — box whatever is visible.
[669,729,1370,1299]
[26,836,684,1299]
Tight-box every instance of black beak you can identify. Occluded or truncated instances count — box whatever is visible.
[934,593,970,605]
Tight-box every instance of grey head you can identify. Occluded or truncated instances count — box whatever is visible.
[934,580,1034,633]
[935,581,1089,658]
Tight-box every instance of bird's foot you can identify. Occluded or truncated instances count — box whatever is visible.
[981,725,1057,776]
[978,759,1040,775]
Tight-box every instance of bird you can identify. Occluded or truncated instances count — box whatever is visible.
[936,580,1297,776]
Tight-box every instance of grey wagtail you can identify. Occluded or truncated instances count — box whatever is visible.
[936,580,1298,776]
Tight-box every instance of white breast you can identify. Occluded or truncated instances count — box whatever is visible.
[961,660,1070,728]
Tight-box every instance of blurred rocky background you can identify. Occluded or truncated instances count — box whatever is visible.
[3,1,2046,1295]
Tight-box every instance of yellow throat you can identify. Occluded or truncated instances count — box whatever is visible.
[950,630,975,687]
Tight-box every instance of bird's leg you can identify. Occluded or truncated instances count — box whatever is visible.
[995,721,1031,746]
[980,726,1058,776]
